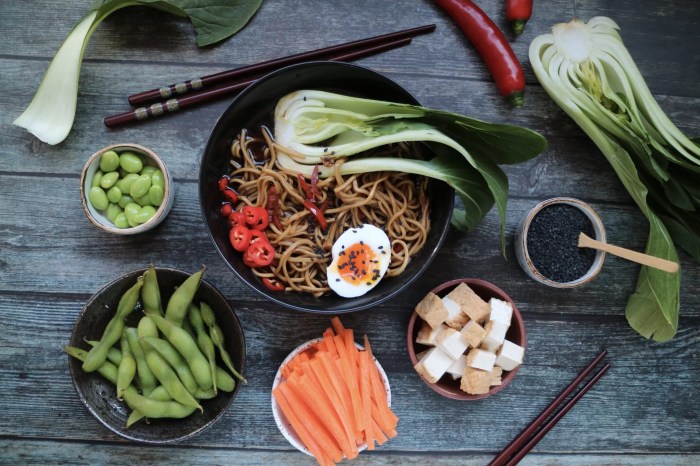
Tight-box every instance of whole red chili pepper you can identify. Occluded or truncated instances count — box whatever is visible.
[506,0,533,35]
[435,0,525,106]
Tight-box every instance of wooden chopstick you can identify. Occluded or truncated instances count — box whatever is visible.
[488,350,610,466]
[104,36,413,128]
[127,23,436,106]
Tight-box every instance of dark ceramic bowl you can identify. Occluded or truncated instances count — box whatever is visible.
[407,278,526,400]
[68,267,246,443]
[199,61,454,314]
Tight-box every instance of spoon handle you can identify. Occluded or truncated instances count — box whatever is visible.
[578,233,679,273]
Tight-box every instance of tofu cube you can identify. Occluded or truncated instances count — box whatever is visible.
[489,298,513,326]
[435,327,469,360]
[442,295,469,329]
[495,340,525,371]
[446,355,469,379]
[413,347,453,383]
[460,367,491,395]
[447,283,490,323]
[489,366,503,386]
[459,320,487,348]
[481,320,509,352]
[466,348,497,372]
[415,321,447,346]
[415,292,449,328]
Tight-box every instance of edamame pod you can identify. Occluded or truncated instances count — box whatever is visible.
[125,327,157,396]
[141,336,199,395]
[125,385,172,428]
[137,315,158,339]
[188,303,217,393]
[164,266,205,327]
[123,389,196,421]
[141,265,163,316]
[149,314,212,390]
[116,332,136,400]
[215,366,235,393]
[87,340,122,365]
[200,302,246,383]
[144,347,202,412]
[83,276,143,372]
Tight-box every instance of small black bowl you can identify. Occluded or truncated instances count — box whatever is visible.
[68,267,246,443]
[199,61,454,314]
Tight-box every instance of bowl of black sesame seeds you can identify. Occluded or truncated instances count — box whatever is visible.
[514,197,607,288]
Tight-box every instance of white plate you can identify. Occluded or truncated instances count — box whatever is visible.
[270,337,392,456]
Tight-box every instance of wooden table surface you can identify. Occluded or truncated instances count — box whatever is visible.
[1,0,699,464]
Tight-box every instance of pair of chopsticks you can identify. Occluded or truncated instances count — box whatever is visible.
[104,24,436,128]
[488,350,611,466]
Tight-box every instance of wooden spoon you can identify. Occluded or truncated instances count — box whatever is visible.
[578,232,679,273]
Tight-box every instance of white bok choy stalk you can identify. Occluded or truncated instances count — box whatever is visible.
[14,0,262,145]
[273,90,548,251]
[530,16,700,341]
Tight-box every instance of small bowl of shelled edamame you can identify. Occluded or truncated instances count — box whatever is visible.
[80,143,175,234]
[66,266,246,443]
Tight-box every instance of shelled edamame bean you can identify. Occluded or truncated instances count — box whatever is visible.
[87,149,166,228]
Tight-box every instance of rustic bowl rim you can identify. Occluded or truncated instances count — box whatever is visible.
[406,278,526,401]
[79,143,174,235]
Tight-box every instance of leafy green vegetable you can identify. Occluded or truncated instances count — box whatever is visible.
[272,90,547,251]
[14,0,261,145]
[530,16,698,341]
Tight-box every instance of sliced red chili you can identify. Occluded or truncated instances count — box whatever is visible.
[310,165,320,200]
[297,174,313,201]
[220,202,233,217]
[265,186,283,230]
[227,211,246,228]
[218,176,230,192]
[249,229,268,245]
[319,197,329,213]
[262,277,285,291]
[242,205,269,230]
[303,199,328,230]
[221,187,239,204]
[244,241,275,267]
[229,225,252,252]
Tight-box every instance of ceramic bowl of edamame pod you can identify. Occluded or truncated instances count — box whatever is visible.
[67,267,246,443]
[79,143,175,235]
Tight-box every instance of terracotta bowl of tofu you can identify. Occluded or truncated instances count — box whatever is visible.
[407,278,526,400]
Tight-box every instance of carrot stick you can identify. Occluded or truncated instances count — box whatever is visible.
[272,385,333,466]
[308,357,359,459]
[291,372,354,457]
[323,328,339,359]
[371,417,388,445]
[276,382,342,463]
[330,316,345,335]
[364,335,398,429]
[318,351,362,446]
[359,350,375,450]
[334,335,364,440]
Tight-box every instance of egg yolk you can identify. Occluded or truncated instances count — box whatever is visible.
[335,242,382,286]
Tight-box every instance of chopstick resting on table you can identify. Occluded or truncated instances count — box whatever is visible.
[488,350,611,466]
[104,24,436,128]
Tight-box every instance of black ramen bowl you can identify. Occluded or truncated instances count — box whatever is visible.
[68,267,246,443]
[199,61,454,313]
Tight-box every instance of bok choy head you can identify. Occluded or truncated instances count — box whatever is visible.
[273,90,547,252]
[530,16,700,341]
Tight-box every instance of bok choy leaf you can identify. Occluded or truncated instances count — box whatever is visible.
[273,90,547,251]
[529,16,699,341]
[14,0,261,145]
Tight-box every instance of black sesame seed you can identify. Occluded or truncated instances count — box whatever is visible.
[360,241,364,245]
[336,278,340,282]
[366,282,372,285]
[378,245,383,249]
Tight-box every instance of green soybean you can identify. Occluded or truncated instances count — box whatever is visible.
[189,303,218,393]
[141,336,199,395]
[151,169,165,189]
[140,165,157,176]
[129,174,151,198]
[116,332,136,400]
[106,203,123,223]
[164,266,205,327]
[141,265,163,316]
[149,313,212,390]
[148,185,164,206]
[82,276,143,372]
[100,171,120,189]
[88,186,109,211]
[117,173,139,194]
[125,327,156,396]
[107,187,122,204]
[144,345,202,411]
[99,150,120,172]
[134,206,156,224]
[134,193,153,207]
[91,171,104,188]
[124,202,141,227]
[200,301,246,383]
[118,194,134,209]
[119,152,143,173]
[114,213,129,229]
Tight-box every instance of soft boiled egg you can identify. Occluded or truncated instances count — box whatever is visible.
[327,224,391,298]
